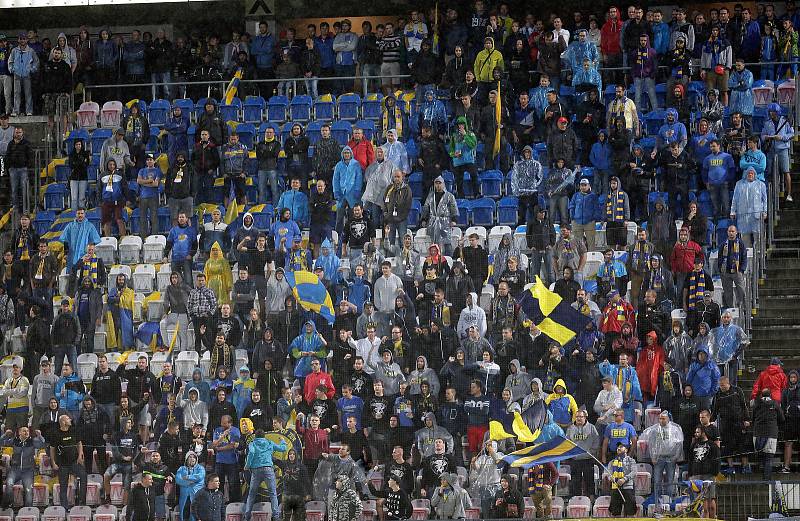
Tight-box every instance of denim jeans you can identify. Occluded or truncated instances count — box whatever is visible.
[708,182,730,218]
[244,466,279,521]
[54,344,78,376]
[386,220,407,251]
[634,77,659,111]
[0,75,12,114]
[58,462,87,507]
[258,169,280,204]
[653,458,676,499]
[70,180,88,211]
[530,249,554,286]
[13,75,33,114]
[215,462,240,501]
[139,196,160,238]
[152,71,171,100]
[304,78,319,98]
[360,64,381,93]
[9,167,28,213]
[5,467,33,506]
[362,201,383,231]
[548,195,569,224]
[593,169,609,196]
[277,81,294,97]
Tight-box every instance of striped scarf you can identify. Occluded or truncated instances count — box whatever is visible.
[687,271,705,310]
[613,303,627,323]
[671,48,686,78]
[382,106,403,138]
[599,262,617,284]
[648,268,663,290]
[610,98,628,124]
[616,367,633,402]
[610,458,626,489]
[722,239,741,273]
[81,256,100,287]
[631,241,651,271]
[662,369,674,393]
[606,191,625,222]
[636,47,649,66]
[16,231,30,261]
[529,465,547,490]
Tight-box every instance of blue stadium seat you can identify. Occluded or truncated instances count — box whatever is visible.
[267,95,289,122]
[456,199,471,227]
[220,97,242,123]
[471,198,495,226]
[442,170,455,194]
[235,123,256,149]
[243,96,266,124]
[355,120,376,142]
[696,190,714,219]
[314,96,335,121]
[280,122,293,143]
[655,83,667,108]
[55,164,70,182]
[409,172,424,199]
[362,93,383,120]
[305,121,323,145]
[33,211,55,236]
[290,95,313,122]
[462,171,475,199]
[715,218,732,249]
[408,198,421,228]
[90,128,112,155]
[45,184,68,211]
[752,106,768,133]
[578,166,595,182]
[644,110,666,135]
[504,171,513,196]
[194,97,217,121]
[65,128,90,155]
[88,165,98,183]
[148,99,171,126]
[338,94,361,121]
[498,196,519,225]
[250,204,274,229]
[648,191,669,214]
[331,120,352,146]
[479,170,503,198]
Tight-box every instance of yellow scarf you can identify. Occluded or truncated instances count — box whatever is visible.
[382,105,403,138]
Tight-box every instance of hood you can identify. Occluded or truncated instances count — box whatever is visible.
[646,330,659,344]
[321,238,333,251]
[484,36,495,50]
[521,145,534,158]
[192,367,203,380]
[468,292,479,309]
[530,377,543,393]
[303,320,318,335]
[675,34,687,45]
[341,145,354,162]
[82,395,97,407]
[242,212,254,230]
[707,89,719,100]
[290,123,304,136]
[416,355,429,371]
[694,341,711,359]
[239,417,254,433]
[665,108,679,122]
[209,242,224,259]
[385,129,398,142]
[598,129,608,139]
[169,271,184,285]
[184,451,198,464]
[428,243,441,258]
[423,412,438,427]
[509,359,522,373]
[553,378,567,394]
[455,115,470,130]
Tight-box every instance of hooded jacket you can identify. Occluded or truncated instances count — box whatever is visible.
[277,187,310,227]
[686,345,721,398]
[545,379,579,426]
[381,131,410,174]
[504,360,533,402]
[511,147,544,196]
[409,356,441,396]
[362,156,395,208]
[415,412,455,457]
[456,292,487,339]
[431,473,469,519]
[329,475,363,521]
[55,372,85,412]
[752,363,788,402]
[369,349,406,396]
[333,146,364,208]
[473,37,504,82]
[657,108,688,150]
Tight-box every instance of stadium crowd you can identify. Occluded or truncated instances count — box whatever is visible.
[0,0,796,520]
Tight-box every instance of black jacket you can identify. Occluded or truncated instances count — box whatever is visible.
[411,49,440,85]
[752,396,785,439]
[127,484,156,521]
[688,439,720,476]
[192,487,224,521]
[256,139,281,172]
[52,311,81,347]
[42,59,73,94]
[280,459,311,496]
[165,160,194,199]
[91,369,122,406]
[5,138,34,169]
[309,188,334,225]
[116,366,156,404]
[526,216,556,251]
[713,385,750,424]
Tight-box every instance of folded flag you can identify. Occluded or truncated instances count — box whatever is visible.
[516,275,592,346]
[502,435,587,469]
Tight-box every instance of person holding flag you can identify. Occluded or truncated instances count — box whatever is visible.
[221,132,248,210]
[608,443,637,517]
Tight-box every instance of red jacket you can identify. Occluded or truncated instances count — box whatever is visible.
[601,299,636,334]
[297,424,329,461]
[303,370,337,404]
[752,365,788,402]
[347,138,375,171]
[637,332,665,396]
[600,19,623,55]
[669,240,703,274]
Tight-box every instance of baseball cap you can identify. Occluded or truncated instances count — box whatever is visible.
[61,299,70,306]
[557,116,568,124]
[146,153,155,160]
[115,127,125,135]
[579,178,590,185]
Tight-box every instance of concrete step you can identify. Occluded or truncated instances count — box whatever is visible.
[758,286,800,297]
[749,326,800,340]
[752,317,800,326]
[756,307,800,318]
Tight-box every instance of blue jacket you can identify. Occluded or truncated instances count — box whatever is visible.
[740,21,762,58]
[740,149,767,181]
[176,463,205,498]
[165,114,190,159]
[315,35,336,69]
[652,22,671,55]
[277,189,310,227]
[690,131,717,164]
[686,345,720,397]
[333,146,363,208]
[761,115,794,152]
[702,152,735,185]
[0,46,10,76]
[55,373,85,412]
[340,275,371,312]
[100,172,126,203]
[569,190,600,224]
[589,133,611,170]
[728,69,754,116]
[192,487,223,521]
[167,223,197,262]
[656,109,687,149]
[8,46,39,78]
[333,32,358,66]
[94,39,117,70]
[270,218,301,249]
[529,86,550,117]
[123,41,145,75]
[245,437,287,468]
[62,218,102,270]
[251,33,276,70]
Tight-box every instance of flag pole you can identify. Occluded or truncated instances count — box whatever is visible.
[560,436,627,503]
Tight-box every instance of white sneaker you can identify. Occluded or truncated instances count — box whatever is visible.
[787,194,794,202]
[25,112,32,116]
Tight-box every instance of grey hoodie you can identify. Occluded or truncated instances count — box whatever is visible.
[430,473,469,519]
[368,349,406,396]
[409,356,441,396]
[504,360,533,402]
[521,378,546,411]
[165,272,191,314]
[565,421,600,460]
[265,271,292,313]
[415,412,455,457]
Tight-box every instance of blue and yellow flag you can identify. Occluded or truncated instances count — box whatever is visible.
[284,270,335,325]
[489,420,515,441]
[516,276,592,346]
[136,321,163,351]
[224,68,243,105]
[493,80,501,158]
[501,435,587,469]
[224,182,244,224]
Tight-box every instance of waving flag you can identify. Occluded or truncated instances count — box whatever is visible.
[502,435,587,469]
[223,182,243,224]
[514,399,548,442]
[489,420,515,441]
[517,276,593,346]
[493,80,501,158]
[284,270,335,325]
[224,68,243,105]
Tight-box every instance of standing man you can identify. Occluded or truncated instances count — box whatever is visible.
[50,414,87,508]
[718,225,747,310]
[242,431,287,521]
[383,170,412,252]
[5,127,33,214]
[762,103,795,202]
[210,415,241,502]
[137,154,162,238]
[8,32,39,116]
[192,474,224,521]
[607,443,637,517]
[188,274,217,354]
